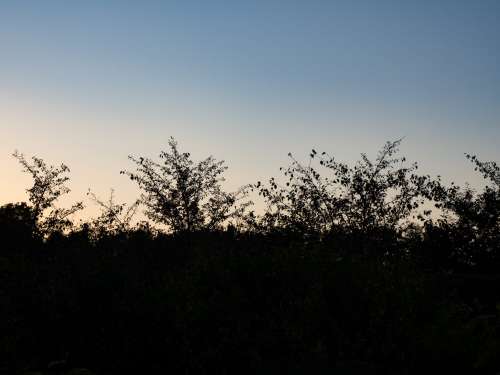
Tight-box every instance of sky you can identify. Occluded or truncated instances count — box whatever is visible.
[1,1,499,217]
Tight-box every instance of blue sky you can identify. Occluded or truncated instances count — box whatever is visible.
[1,1,499,214]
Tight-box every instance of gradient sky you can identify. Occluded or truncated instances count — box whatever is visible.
[1,1,499,217]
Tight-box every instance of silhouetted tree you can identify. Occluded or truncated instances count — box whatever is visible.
[427,154,500,268]
[121,137,251,234]
[254,140,432,238]
[12,151,83,236]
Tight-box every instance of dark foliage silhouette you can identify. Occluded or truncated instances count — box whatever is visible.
[120,137,251,234]
[423,154,500,270]
[1,140,499,375]
[12,151,83,237]
[253,139,432,237]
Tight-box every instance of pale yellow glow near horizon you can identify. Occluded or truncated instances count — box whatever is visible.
[1,91,497,222]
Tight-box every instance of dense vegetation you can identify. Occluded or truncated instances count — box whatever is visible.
[1,139,499,374]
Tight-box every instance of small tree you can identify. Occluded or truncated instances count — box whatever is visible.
[121,137,250,234]
[13,151,83,236]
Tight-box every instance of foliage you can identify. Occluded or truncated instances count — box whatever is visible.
[121,137,251,233]
[12,151,83,236]
[253,139,432,240]
[0,202,38,253]
[425,155,500,269]
[86,189,140,237]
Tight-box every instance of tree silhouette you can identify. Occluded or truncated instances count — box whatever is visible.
[427,154,500,268]
[254,139,432,238]
[121,137,251,233]
[12,151,83,236]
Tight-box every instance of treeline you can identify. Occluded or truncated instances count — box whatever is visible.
[1,139,499,374]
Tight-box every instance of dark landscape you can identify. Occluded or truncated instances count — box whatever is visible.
[1,139,499,374]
